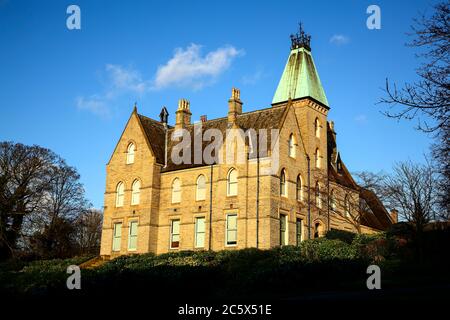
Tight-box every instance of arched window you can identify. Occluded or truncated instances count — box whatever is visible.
[280,169,287,197]
[131,179,141,205]
[288,134,296,158]
[330,189,336,211]
[344,195,351,218]
[315,118,321,138]
[296,175,303,201]
[196,175,206,201]
[116,182,125,207]
[172,178,181,203]
[126,143,135,164]
[315,148,321,168]
[227,168,238,196]
[315,181,322,208]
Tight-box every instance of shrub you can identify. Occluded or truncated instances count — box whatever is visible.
[325,229,356,244]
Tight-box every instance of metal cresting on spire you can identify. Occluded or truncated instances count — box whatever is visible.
[290,22,311,51]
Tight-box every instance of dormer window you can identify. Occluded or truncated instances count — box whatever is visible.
[126,143,135,164]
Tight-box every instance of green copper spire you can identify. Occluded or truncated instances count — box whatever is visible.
[272,24,328,107]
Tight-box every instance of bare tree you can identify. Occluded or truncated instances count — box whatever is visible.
[380,1,449,219]
[0,142,56,259]
[383,160,439,259]
[74,209,103,255]
[26,163,91,258]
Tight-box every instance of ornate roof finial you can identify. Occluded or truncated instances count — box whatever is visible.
[133,101,138,113]
[159,106,169,124]
[290,22,311,51]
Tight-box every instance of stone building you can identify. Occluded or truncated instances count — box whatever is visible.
[100,27,395,258]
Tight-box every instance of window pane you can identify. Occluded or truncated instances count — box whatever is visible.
[113,223,122,251]
[227,215,237,229]
[172,220,180,234]
[196,217,205,232]
[196,232,205,247]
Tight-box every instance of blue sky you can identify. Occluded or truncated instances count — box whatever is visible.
[0,0,437,208]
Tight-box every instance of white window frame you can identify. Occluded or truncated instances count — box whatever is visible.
[112,222,122,252]
[131,179,140,205]
[196,175,206,201]
[128,220,138,251]
[225,214,238,246]
[171,178,181,204]
[126,143,135,164]
[194,217,206,248]
[170,219,180,249]
[227,169,238,197]
[116,182,125,207]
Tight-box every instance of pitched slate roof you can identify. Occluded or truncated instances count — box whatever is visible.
[137,105,287,171]
[360,188,393,231]
[272,47,328,107]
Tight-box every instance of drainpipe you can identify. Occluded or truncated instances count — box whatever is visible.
[307,154,311,240]
[327,170,330,231]
[256,139,260,249]
[209,164,213,250]
[163,124,168,168]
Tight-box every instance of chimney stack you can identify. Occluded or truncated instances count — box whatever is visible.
[228,88,243,124]
[390,209,398,224]
[200,115,207,123]
[175,99,191,129]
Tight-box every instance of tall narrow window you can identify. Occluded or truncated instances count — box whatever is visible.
[288,134,296,158]
[330,189,336,211]
[315,118,320,138]
[296,218,303,246]
[170,220,180,249]
[172,178,181,203]
[296,175,303,201]
[280,169,287,197]
[315,148,321,168]
[128,221,138,251]
[126,143,135,164]
[227,168,238,196]
[196,175,206,201]
[195,217,205,248]
[226,214,237,246]
[315,182,322,208]
[344,195,351,218]
[116,182,125,207]
[131,179,140,205]
[112,222,122,252]
[280,214,288,246]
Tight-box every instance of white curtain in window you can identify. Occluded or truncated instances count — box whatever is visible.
[131,179,140,205]
[126,143,135,164]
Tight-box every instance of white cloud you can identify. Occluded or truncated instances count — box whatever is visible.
[105,64,149,94]
[354,114,368,124]
[329,34,350,45]
[241,69,264,85]
[77,64,148,118]
[76,95,110,118]
[153,44,243,90]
